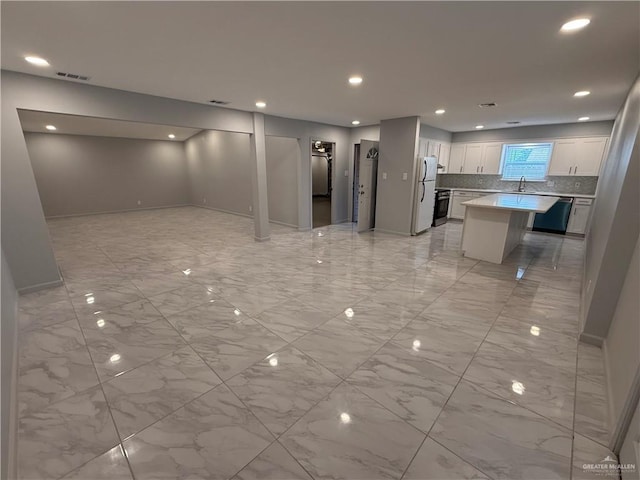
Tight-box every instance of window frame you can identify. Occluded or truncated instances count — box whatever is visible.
[499,142,555,182]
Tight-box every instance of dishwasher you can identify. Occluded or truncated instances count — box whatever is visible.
[532,197,573,234]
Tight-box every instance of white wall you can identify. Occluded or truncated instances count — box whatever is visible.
[265,136,299,227]
[581,75,640,343]
[1,249,18,480]
[375,116,421,235]
[25,133,190,217]
[185,129,253,217]
[603,237,640,441]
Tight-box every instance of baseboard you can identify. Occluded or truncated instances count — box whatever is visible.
[17,277,64,295]
[7,336,18,480]
[254,235,271,242]
[44,203,192,219]
[297,226,312,232]
[579,331,604,347]
[268,220,298,229]
[374,228,412,236]
[192,204,253,219]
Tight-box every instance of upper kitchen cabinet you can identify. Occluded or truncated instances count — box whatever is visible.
[548,136,608,176]
[449,144,466,174]
[419,138,451,173]
[446,142,502,174]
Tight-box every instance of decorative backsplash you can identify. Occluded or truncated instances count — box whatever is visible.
[436,174,598,195]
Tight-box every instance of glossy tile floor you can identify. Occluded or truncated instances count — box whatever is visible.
[17,206,613,480]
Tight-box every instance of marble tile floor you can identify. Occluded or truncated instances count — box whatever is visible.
[16,206,613,479]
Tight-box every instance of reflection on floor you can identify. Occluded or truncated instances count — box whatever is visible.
[17,206,613,480]
[312,196,331,228]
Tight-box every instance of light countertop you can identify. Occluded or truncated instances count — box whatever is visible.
[445,187,596,199]
[461,193,560,213]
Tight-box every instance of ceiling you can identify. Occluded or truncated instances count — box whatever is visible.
[18,110,202,141]
[2,2,639,132]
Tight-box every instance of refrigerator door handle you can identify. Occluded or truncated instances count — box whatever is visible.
[422,159,427,182]
[420,183,425,202]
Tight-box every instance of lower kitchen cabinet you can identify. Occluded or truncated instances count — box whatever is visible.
[449,191,487,219]
[566,198,593,234]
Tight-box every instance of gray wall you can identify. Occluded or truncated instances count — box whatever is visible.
[420,123,453,143]
[2,70,254,291]
[264,115,350,228]
[265,136,299,227]
[451,121,614,143]
[603,237,639,434]
[375,116,421,235]
[24,133,189,217]
[581,75,640,342]
[185,129,252,216]
[1,249,18,480]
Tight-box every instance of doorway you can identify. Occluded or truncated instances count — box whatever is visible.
[356,140,379,233]
[311,140,334,228]
[352,143,360,222]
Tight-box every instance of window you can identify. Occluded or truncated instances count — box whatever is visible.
[500,142,554,181]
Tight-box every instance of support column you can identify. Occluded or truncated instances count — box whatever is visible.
[250,112,271,241]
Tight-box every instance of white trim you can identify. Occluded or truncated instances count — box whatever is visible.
[192,204,252,219]
[43,203,192,219]
[17,278,64,295]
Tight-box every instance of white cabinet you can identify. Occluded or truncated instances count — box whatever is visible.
[439,143,451,173]
[464,144,484,173]
[576,137,608,176]
[447,142,503,174]
[449,191,487,219]
[549,137,608,176]
[449,145,466,174]
[567,198,593,234]
[482,143,503,174]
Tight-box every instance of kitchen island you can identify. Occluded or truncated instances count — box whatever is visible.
[461,193,560,264]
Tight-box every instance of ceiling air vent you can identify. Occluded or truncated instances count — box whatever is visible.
[506,121,521,125]
[478,102,497,108]
[209,99,230,105]
[56,71,91,81]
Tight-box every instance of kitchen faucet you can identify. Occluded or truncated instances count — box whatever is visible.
[517,176,526,192]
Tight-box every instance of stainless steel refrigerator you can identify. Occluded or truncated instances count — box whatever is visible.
[411,156,438,235]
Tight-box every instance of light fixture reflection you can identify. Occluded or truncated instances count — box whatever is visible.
[110,353,121,364]
[530,325,541,336]
[25,56,50,66]
[512,380,525,395]
[340,412,352,424]
[316,259,323,264]
[412,339,421,351]
[267,354,278,367]
[561,18,590,32]
[317,232,324,237]
[182,268,191,276]
[234,309,241,316]
[344,308,354,318]
[86,296,95,304]
[96,319,106,328]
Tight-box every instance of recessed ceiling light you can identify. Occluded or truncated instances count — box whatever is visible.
[25,56,50,66]
[475,125,484,129]
[574,90,591,97]
[255,101,266,108]
[168,134,176,139]
[561,18,591,32]
[348,76,363,86]
[351,120,360,125]
[45,125,57,131]
[435,109,446,115]
[578,116,590,121]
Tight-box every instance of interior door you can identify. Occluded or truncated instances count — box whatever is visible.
[357,140,379,232]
